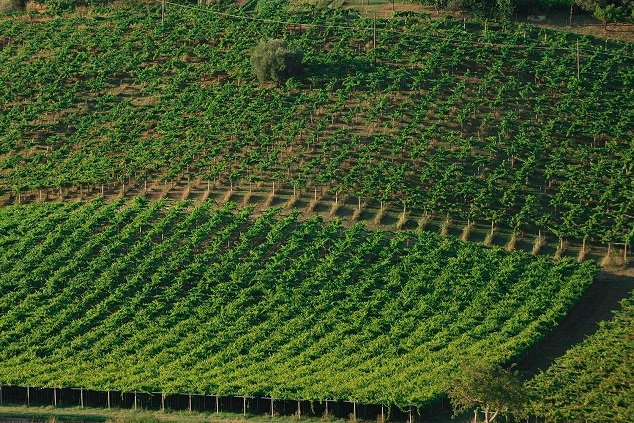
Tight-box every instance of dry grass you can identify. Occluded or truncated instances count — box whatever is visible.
[180,185,191,201]
[506,233,517,252]
[577,245,588,262]
[284,194,300,209]
[601,244,631,268]
[460,222,475,241]
[328,199,341,218]
[373,206,385,225]
[554,240,568,260]
[395,211,408,230]
[158,183,172,200]
[532,233,546,255]
[261,191,275,209]
[200,189,211,203]
[440,217,452,236]
[0,0,24,14]
[241,191,253,207]
[0,404,350,423]
[351,201,365,223]
[417,213,432,233]
[484,226,496,246]
[306,197,319,213]
[221,188,234,204]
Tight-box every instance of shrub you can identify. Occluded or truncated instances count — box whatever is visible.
[0,0,25,14]
[594,4,627,29]
[250,38,303,84]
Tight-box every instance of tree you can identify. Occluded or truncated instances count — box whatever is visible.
[574,0,633,14]
[496,0,516,23]
[594,4,627,29]
[447,360,527,423]
[0,0,24,14]
[250,39,303,84]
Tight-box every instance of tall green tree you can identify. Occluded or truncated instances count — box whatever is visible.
[447,360,528,423]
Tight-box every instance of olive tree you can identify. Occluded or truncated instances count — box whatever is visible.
[250,38,303,84]
[0,0,24,14]
[447,360,527,423]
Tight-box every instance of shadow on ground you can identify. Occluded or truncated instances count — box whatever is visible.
[518,268,634,377]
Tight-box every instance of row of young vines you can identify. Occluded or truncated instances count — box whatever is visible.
[528,293,633,422]
[0,1,632,246]
[0,199,598,409]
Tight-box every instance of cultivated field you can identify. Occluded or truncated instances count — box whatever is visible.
[0,199,598,408]
[1,1,633,263]
[0,0,632,421]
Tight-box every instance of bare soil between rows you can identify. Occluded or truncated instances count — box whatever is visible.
[518,268,634,377]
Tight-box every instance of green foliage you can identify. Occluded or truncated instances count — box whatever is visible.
[528,295,634,421]
[108,417,161,423]
[447,360,528,422]
[0,3,633,245]
[425,0,518,20]
[251,38,303,83]
[531,0,572,8]
[496,0,515,21]
[573,0,633,16]
[594,3,627,27]
[0,200,597,408]
[256,0,289,17]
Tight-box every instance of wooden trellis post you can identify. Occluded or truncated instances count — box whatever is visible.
[577,38,581,79]
[373,14,377,50]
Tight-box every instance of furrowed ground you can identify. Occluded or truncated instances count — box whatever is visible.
[0,199,598,409]
[0,1,633,264]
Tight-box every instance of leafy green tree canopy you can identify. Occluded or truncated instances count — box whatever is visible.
[0,0,24,14]
[250,38,303,84]
[594,3,627,28]
[447,360,528,423]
